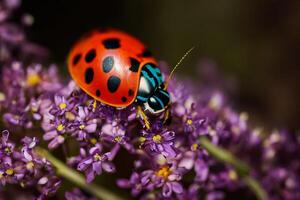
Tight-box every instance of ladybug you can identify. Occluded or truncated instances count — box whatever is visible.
[67,29,170,115]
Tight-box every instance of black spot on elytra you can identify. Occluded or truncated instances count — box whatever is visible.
[107,76,121,93]
[139,49,152,57]
[72,54,81,65]
[103,38,120,49]
[102,56,114,73]
[121,96,127,102]
[85,49,96,63]
[85,67,94,84]
[128,89,134,96]
[96,89,101,97]
[129,57,140,72]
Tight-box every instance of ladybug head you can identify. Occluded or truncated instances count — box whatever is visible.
[144,89,170,114]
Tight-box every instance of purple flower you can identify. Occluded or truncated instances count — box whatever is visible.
[101,122,134,152]
[49,95,74,116]
[194,156,209,183]
[177,184,201,200]
[151,165,185,197]
[37,177,61,200]
[0,130,15,157]
[76,143,116,183]
[117,172,143,196]
[42,116,69,149]
[20,136,40,172]
[0,62,61,128]
[140,164,186,198]
[1,3,300,199]
[141,128,177,158]
[118,159,186,198]
[0,130,61,198]
[72,106,97,141]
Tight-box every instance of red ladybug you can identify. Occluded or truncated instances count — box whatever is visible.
[67,29,170,115]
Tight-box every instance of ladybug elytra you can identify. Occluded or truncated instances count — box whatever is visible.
[67,29,170,114]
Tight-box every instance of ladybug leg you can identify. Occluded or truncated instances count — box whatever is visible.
[137,106,150,130]
[163,107,170,124]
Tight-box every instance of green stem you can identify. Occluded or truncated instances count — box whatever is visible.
[199,137,267,200]
[36,147,125,200]
[243,176,267,200]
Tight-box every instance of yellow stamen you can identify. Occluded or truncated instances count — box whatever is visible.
[26,74,41,86]
[156,166,171,178]
[79,124,85,130]
[228,170,238,180]
[5,168,14,175]
[139,136,146,143]
[93,153,102,161]
[208,93,222,110]
[191,143,198,151]
[114,136,122,143]
[59,103,67,110]
[240,112,249,121]
[0,92,6,102]
[152,135,162,143]
[26,161,34,170]
[186,119,193,125]
[90,138,97,145]
[93,100,97,111]
[65,112,76,121]
[20,182,25,188]
[5,147,11,154]
[31,106,38,112]
[56,124,65,132]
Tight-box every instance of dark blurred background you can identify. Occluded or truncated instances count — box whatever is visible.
[22,0,300,130]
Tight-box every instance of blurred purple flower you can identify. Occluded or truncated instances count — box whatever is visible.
[65,188,97,200]
[117,172,143,196]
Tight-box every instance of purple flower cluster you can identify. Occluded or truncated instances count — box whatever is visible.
[0,0,300,199]
[1,62,62,128]
[0,130,61,199]
[0,0,48,62]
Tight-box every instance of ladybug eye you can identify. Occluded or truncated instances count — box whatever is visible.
[145,89,170,114]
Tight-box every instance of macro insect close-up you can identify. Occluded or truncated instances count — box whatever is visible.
[68,29,170,116]
[0,0,300,200]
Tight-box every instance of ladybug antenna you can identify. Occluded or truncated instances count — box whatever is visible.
[165,46,195,89]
